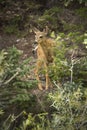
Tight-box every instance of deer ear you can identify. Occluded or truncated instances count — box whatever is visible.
[33,27,40,34]
[43,26,49,35]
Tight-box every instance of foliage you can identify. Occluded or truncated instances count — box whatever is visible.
[64,0,87,6]
[1,82,87,130]
[0,112,51,130]
[49,33,69,82]
[0,50,8,80]
[37,6,62,30]
[3,15,22,34]
[1,46,37,89]
[0,110,4,116]
[83,33,87,48]
[1,20,87,130]
[49,31,87,85]
[0,46,37,129]
[1,0,87,34]
[48,82,87,130]
[20,112,51,130]
[0,0,87,129]
[3,25,19,34]
[48,31,87,129]
[75,7,87,18]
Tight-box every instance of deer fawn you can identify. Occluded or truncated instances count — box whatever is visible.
[33,27,55,90]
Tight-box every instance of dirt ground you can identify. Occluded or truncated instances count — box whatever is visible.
[0,33,36,60]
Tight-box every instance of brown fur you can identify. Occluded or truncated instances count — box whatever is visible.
[33,28,55,90]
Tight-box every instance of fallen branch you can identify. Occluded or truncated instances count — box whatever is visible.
[4,71,19,85]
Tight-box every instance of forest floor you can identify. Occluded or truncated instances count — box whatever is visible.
[0,33,34,59]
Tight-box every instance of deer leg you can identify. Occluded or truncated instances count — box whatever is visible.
[44,64,51,90]
[45,64,53,90]
[45,73,49,90]
[45,73,53,89]
[34,63,43,90]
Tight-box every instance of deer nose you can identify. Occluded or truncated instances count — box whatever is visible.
[34,41,38,44]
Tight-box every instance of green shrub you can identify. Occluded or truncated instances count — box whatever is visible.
[0,46,37,129]
[50,32,87,86]
[20,113,51,130]
[48,82,87,130]
[0,50,8,80]
[75,7,87,19]
[64,0,87,6]
[38,7,62,29]
[3,25,19,34]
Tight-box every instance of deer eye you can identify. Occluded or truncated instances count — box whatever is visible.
[39,35,43,38]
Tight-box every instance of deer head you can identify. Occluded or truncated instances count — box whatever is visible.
[33,26,49,44]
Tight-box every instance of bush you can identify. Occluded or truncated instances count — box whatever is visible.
[49,31,87,85]
[0,46,37,129]
[48,82,87,130]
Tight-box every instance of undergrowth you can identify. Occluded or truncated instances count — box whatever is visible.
[0,30,87,129]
